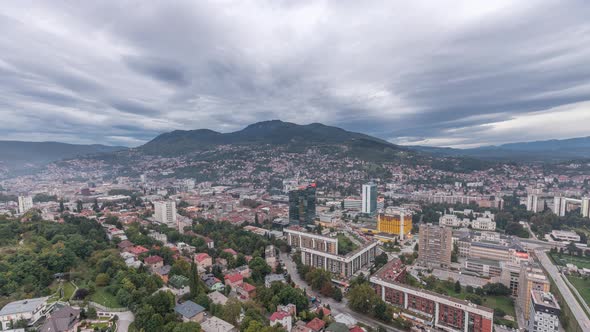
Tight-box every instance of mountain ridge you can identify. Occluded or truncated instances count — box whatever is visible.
[139,119,398,155]
[410,136,590,161]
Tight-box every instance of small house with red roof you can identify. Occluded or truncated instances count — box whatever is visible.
[224,273,243,288]
[270,311,292,331]
[127,245,149,257]
[237,282,256,300]
[306,318,326,332]
[143,255,164,270]
[222,248,238,258]
[194,253,212,269]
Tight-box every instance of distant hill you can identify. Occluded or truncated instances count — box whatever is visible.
[139,120,403,159]
[0,141,126,169]
[410,136,590,162]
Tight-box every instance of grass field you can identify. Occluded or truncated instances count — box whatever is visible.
[432,279,516,317]
[62,282,76,300]
[567,276,590,305]
[550,252,590,269]
[90,288,121,308]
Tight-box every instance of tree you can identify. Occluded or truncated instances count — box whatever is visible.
[249,257,271,283]
[95,273,110,287]
[86,307,98,319]
[59,200,65,213]
[567,241,578,255]
[172,322,201,332]
[374,301,392,322]
[76,200,83,212]
[374,252,388,269]
[189,261,201,299]
[347,284,378,314]
[222,299,243,326]
[454,280,461,293]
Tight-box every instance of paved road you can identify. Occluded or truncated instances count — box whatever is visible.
[116,311,135,332]
[280,252,405,332]
[535,250,590,331]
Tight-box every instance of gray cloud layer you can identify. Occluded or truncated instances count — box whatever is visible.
[0,0,589,147]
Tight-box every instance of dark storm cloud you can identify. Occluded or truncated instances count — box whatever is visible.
[0,0,589,147]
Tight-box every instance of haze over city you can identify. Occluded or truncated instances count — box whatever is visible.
[1,1,589,147]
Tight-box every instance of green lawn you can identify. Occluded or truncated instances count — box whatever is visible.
[550,252,590,269]
[90,288,121,308]
[432,279,515,317]
[567,276,590,305]
[62,282,76,300]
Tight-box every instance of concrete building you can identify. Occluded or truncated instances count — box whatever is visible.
[201,316,236,332]
[550,230,581,242]
[518,264,550,319]
[371,267,494,332]
[154,200,177,226]
[361,182,377,215]
[418,224,452,268]
[377,209,412,239]
[0,297,49,330]
[285,227,378,278]
[17,196,33,214]
[528,291,560,332]
[343,197,362,210]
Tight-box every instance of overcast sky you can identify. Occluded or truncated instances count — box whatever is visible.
[1,1,589,148]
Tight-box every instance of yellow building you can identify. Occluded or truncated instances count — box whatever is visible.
[377,213,412,239]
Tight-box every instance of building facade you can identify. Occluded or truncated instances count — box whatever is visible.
[418,224,452,268]
[377,212,412,239]
[18,195,33,214]
[370,275,494,332]
[154,200,177,226]
[284,227,378,278]
[361,182,377,215]
[528,291,560,332]
[288,183,316,225]
[518,264,550,318]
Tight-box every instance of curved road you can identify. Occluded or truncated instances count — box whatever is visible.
[115,311,135,332]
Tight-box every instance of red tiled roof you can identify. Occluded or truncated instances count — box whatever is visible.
[242,282,256,292]
[224,273,243,283]
[316,306,331,316]
[270,311,290,321]
[129,245,149,255]
[349,326,364,332]
[306,318,325,331]
[144,255,163,264]
[194,253,211,262]
[223,248,238,256]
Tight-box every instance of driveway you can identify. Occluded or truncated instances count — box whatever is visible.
[115,311,134,332]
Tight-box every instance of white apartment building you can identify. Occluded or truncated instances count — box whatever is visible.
[17,195,33,214]
[154,200,177,226]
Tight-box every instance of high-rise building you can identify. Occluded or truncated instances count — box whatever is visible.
[154,200,177,226]
[362,182,377,214]
[377,211,412,239]
[18,195,33,214]
[581,197,590,218]
[518,263,550,318]
[418,224,453,268]
[288,183,316,225]
[528,291,560,332]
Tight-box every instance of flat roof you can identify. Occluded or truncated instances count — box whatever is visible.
[0,297,48,316]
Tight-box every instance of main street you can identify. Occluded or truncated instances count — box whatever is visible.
[280,252,406,332]
[535,249,590,331]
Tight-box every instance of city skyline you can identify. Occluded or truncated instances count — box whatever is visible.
[0,1,589,148]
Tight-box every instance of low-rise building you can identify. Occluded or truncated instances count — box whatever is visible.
[174,301,205,323]
[0,297,49,330]
[201,316,236,332]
